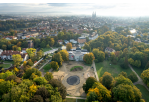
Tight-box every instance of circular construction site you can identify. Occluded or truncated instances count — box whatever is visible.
[67,75,80,85]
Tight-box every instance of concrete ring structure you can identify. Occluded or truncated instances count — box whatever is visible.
[67,75,80,85]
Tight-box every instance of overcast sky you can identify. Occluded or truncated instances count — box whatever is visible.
[0,3,149,17]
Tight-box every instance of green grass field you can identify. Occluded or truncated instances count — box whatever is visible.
[3,60,14,65]
[43,63,51,72]
[131,66,144,76]
[95,60,132,78]
[0,64,11,68]
[135,84,149,102]
[42,48,52,52]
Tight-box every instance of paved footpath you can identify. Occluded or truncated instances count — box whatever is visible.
[66,96,86,100]
[92,61,99,81]
[128,64,149,91]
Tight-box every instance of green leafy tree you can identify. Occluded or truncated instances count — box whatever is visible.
[52,52,63,66]
[44,72,53,81]
[119,71,127,78]
[83,52,95,64]
[134,60,141,68]
[141,69,149,87]
[83,42,90,51]
[2,45,7,50]
[50,38,55,47]
[83,77,97,93]
[12,54,23,67]
[59,50,69,61]
[49,79,67,99]
[86,91,98,102]
[23,68,41,79]
[33,77,47,85]
[128,72,138,83]
[35,87,49,101]
[29,95,43,102]
[112,84,142,102]
[26,48,36,58]
[66,43,72,51]
[50,61,59,71]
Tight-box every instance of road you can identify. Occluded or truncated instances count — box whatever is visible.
[44,48,58,55]
[93,61,99,81]
[128,64,149,91]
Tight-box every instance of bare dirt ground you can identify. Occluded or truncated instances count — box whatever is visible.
[52,61,95,97]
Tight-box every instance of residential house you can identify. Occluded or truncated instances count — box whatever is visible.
[135,38,141,42]
[70,39,77,44]
[3,36,17,40]
[81,33,89,37]
[105,47,115,54]
[64,40,69,44]
[22,48,28,54]
[0,49,3,55]
[58,40,63,45]
[89,32,98,40]
[0,50,28,61]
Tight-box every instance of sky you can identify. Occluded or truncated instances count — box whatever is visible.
[0,1,149,17]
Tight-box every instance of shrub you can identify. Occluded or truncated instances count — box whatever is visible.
[128,72,138,83]
[70,66,83,71]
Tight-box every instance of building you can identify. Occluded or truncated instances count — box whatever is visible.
[89,32,98,40]
[58,40,63,45]
[3,36,17,40]
[22,48,28,54]
[105,47,115,54]
[68,47,89,61]
[92,12,96,19]
[135,38,141,42]
[78,37,86,44]
[70,39,77,44]
[27,40,34,48]
[81,33,89,37]
[17,32,39,39]
[0,50,28,61]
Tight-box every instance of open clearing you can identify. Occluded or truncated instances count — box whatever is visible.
[95,60,132,78]
[135,84,149,102]
[52,61,95,97]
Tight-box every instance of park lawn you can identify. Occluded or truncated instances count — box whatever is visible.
[43,63,51,72]
[77,99,86,102]
[95,60,132,78]
[135,84,149,102]
[3,60,14,65]
[65,98,76,102]
[131,66,144,76]
[42,48,52,52]
[0,64,11,68]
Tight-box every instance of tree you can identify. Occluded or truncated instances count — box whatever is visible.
[59,50,69,61]
[46,44,50,48]
[128,58,134,65]
[114,75,133,87]
[37,50,43,60]
[145,61,149,69]
[141,69,149,87]
[49,79,67,99]
[98,51,105,62]
[12,45,18,51]
[57,32,64,39]
[123,48,128,56]
[35,87,49,101]
[110,52,115,62]
[50,38,55,47]
[12,54,23,67]
[134,60,141,68]
[86,91,98,102]
[5,75,21,84]
[66,43,72,51]
[83,52,95,64]
[29,95,43,102]
[119,71,127,78]
[26,48,36,58]
[23,68,41,79]
[17,47,21,51]
[17,42,21,47]
[112,84,142,102]
[2,45,7,50]
[44,72,53,81]
[27,59,33,66]
[52,52,63,66]
[50,61,59,71]
[83,42,90,51]
[128,72,138,83]
[33,77,47,85]
[100,72,114,90]
[92,48,99,59]
[87,82,111,102]
[83,77,97,93]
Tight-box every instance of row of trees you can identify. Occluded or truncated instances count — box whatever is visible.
[83,71,144,102]
[0,67,66,102]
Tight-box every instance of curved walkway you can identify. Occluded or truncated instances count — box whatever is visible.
[128,64,149,91]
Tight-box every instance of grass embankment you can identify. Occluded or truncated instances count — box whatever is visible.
[135,84,149,102]
[43,63,51,72]
[0,64,11,68]
[42,48,52,52]
[95,60,132,78]
[70,66,83,71]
